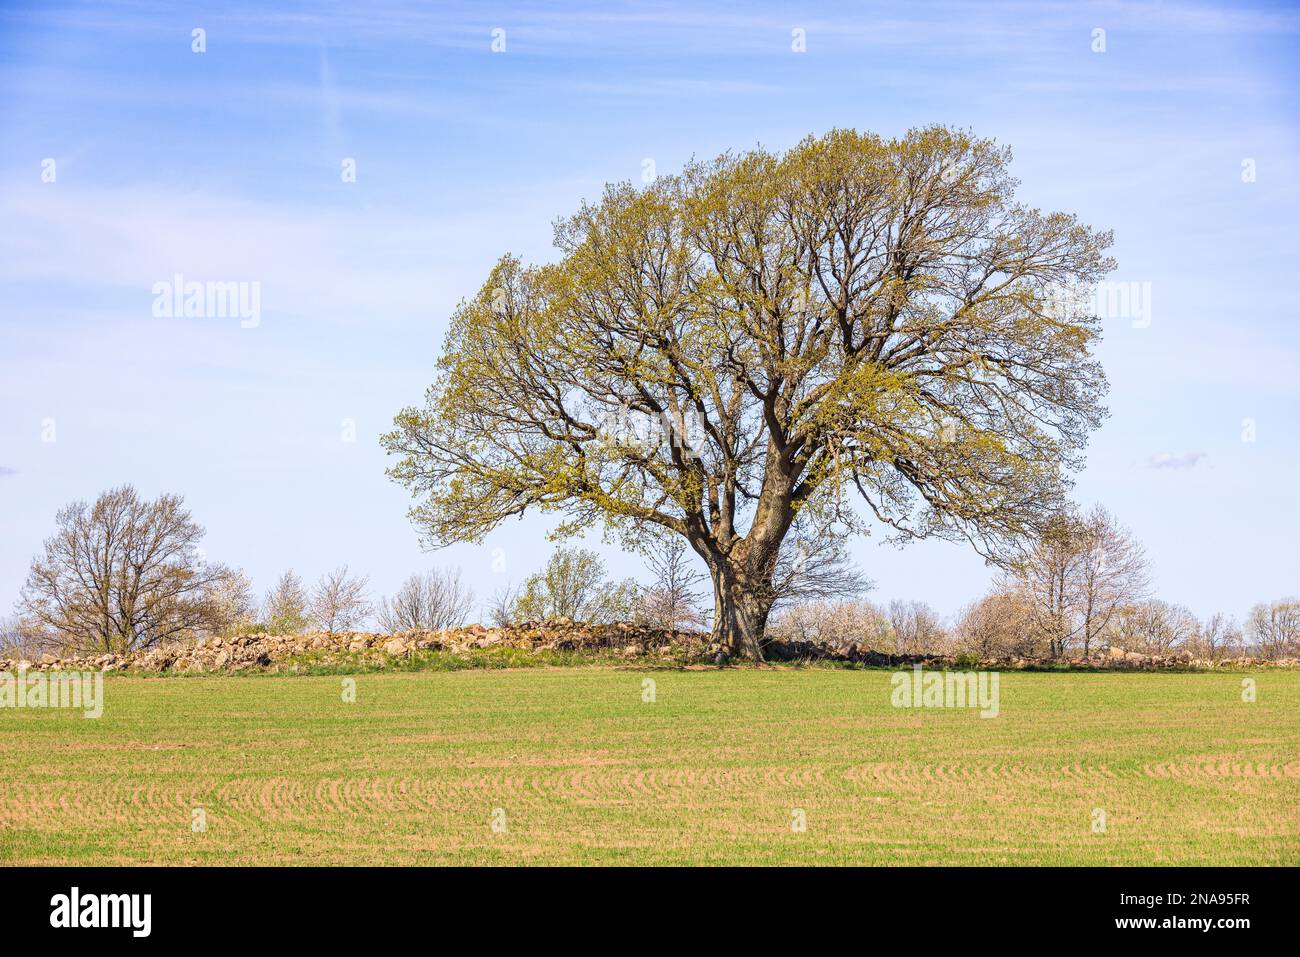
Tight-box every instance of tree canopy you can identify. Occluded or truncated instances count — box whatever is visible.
[384,126,1113,657]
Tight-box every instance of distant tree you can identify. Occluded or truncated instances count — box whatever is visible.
[513,548,637,624]
[262,570,310,634]
[377,569,475,633]
[485,583,523,628]
[637,536,708,631]
[768,508,872,610]
[887,599,946,654]
[384,126,1114,658]
[16,485,239,654]
[1190,612,1241,661]
[310,566,372,634]
[1006,512,1086,658]
[955,589,1040,658]
[0,614,47,660]
[1007,506,1148,658]
[1074,506,1150,657]
[1110,599,1197,655]
[767,598,892,650]
[206,568,257,637]
[1245,599,1300,659]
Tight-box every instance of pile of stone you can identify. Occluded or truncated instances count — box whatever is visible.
[0,620,694,674]
[1,625,1294,674]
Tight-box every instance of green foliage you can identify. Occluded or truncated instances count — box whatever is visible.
[510,547,638,623]
[384,126,1114,652]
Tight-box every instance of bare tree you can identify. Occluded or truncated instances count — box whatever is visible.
[485,583,523,628]
[1075,506,1150,657]
[16,485,238,654]
[769,509,872,609]
[1245,599,1300,659]
[377,569,475,633]
[1191,612,1241,661]
[955,589,1041,658]
[1005,513,1086,658]
[1006,507,1148,658]
[768,599,892,650]
[1110,599,1197,655]
[887,599,947,654]
[637,536,708,631]
[310,566,372,634]
[263,570,310,634]
[0,614,47,660]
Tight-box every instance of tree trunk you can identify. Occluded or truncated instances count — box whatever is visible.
[710,566,773,661]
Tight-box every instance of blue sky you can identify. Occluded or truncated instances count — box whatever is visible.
[1,0,1298,625]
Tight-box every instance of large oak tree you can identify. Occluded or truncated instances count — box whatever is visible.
[384,127,1113,658]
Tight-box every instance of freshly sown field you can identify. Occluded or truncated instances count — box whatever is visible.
[1,666,1297,865]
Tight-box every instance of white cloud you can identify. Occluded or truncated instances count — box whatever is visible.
[0,180,573,330]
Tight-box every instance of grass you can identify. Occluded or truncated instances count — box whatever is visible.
[1,666,1296,865]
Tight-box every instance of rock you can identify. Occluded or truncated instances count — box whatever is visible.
[18,623,1296,676]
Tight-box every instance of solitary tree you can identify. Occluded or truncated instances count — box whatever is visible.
[384,126,1113,658]
[17,485,240,654]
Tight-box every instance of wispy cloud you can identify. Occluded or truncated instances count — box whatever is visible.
[0,180,578,329]
[1141,451,1208,470]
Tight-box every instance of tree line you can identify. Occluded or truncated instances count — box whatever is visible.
[3,483,1296,662]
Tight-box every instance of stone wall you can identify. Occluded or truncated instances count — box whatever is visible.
[2,622,1294,674]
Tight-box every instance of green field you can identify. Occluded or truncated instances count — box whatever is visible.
[2,666,1297,865]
